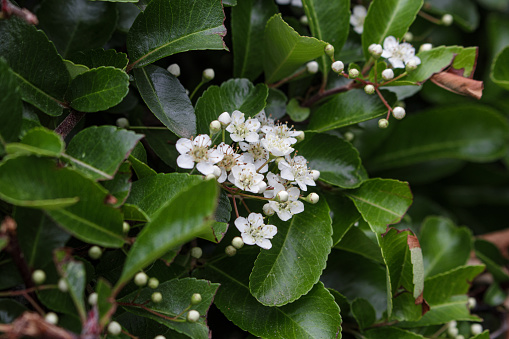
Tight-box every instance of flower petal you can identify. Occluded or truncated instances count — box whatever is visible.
[196,161,214,175]
[177,154,195,169]
[176,138,193,154]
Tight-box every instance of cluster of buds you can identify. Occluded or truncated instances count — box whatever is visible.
[175,110,320,250]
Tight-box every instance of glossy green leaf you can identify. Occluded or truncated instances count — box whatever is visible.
[141,128,179,168]
[362,0,423,59]
[352,298,376,329]
[64,60,89,79]
[0,156,125,247]
[367,105,509,171]
[134,65,196,138]
[69,49,129,70]
[346,178,413,234]
[0,299,27,324]
[475,239,509,283]
[264,14,327,83]
[232,0,278,80]
[118,179,218,285]
[286,98,309,122]
[54,250,86,321]
[392,292,422,322]
[324,192,361,246]
[127,0,227,68]
[66,67,129,112]
[307,89,397,132]
[491,46,509,91]
[249,198,332,306]
[96,278,114,326]
[450,46,478,77]
[0,59,22,143]
[426,0,479,32]
[65,126,143,181]
[365,327,424,338]
[265,88,287,120]
[122,203,150,222]
[195,79,268,135]
[119,278,219,338]
[128,154,157,179]
[419,217,472,278]
[471,331,490,339]
[102,162,132,207]
[295,133,365,188]
[404,47,456,83]
[6,127,63,157]
[0,18,70,116]
[335,226,383,263]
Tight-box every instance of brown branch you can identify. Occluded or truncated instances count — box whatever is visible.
[301,81,359,107]
[54,111,86,139]
[1,0,38,25]
[0,312,78,339]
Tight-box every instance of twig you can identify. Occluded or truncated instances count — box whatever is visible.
[117,302,187,322]
[301,81,358,107]
[54,111,86,139]
[268,69,307,89]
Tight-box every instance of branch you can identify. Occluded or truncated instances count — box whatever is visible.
[0,312,78,339]
[301,81,358,107]
[54,111,86,139]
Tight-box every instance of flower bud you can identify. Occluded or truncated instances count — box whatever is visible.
[88,246,102,260]
[344,132,354,142]
[456,336,465,339]
[257,181,267,193]
[88,292,98,306]
[32,270,46,285]
[151,292,163,303]
[167,63,181,77]
[368,44,383,58]
[405,59,419,71]
[448,321,457,329]
[306,61,319,74]
[218,112,231,126]
[300,15,308,25]
[348,68,359,78]
[148,277,160,289]
[392,106,406,120]
[378,118,389,129]
[116,117,129,129]
[191,293,202,305]
[45,312,58,325]
[311,170,320,181]
[364,84,375,95]
[403,32,413,42]
[447,326,458,337]
[58,278,69,292]
[134,272,148,286]
[295,131,305,142]
[225,245,237,257]
[324,44,335,59]
[467,297,476,309]
[276,190,289,203]
[209,121,221,135]
[471,323,483,335]
[205,173,216,181]
[154,336,166,339]
[202,68,215,81]
[232,236,244,249]
[331,61,344,73]
[419,43,432,52]
[108,321,122,335]
[442,14,453,26]
[307,193,319,204]
[263,203,275,216]
[122,221,130,234]
[382,69,394,81]
[209,166,220,179]
[190,246,203,259]
[187,310,200,323]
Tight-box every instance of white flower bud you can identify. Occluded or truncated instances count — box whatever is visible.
[392,106,406,120]
[134,272,148,286]
[154,336,166,339]
[187,310,200,323]
[211,165,221,179]
[331,61,344,73]
[218,112,231,126]
[232,236,244,249]
[257,181,267,193]
[151,292,163,303]
[167,63,181,77]
[58,278,68,292]
[88,246,102,260]
[378,118,389,129]
[88,292,98,306]
[45,312,58,325]
[364,84,375,95]
[448,321,457,329]
[209,120,221,134]
[368,44,383,58]
[205,173,216,181]
[202,68,215,81]
[471,323,483,335]
[191,293,202,305]
[419,43,432,52]
[295,131,305,142]
[344,132,354,141]
[348,68,359,78]
[403,32,413,42]
[382,68,394,81]
[306,61,319,74]
[324,44,335,58]
[108,321,122,335]
[467,297,476,309]
[32,270,46,285]
[116,117,129,129]
[405,59,419,71]
[276,190,289,203]
[148,277,159,289]
[263,203,275,216]
[307,193,319,204]
[456,336,465,339]
[447,326,458,337]
[442,14,453,26]
[300,15,309,25]
[225,245,237,257]
[311,170,320,181]
[191,247,203,259]
[122,221,130,234]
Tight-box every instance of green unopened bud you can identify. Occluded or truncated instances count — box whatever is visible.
[447,326,458,337]
[204,173,216,181]
[218,112,231,126]
[148,277,160,289]
[191,293,202,305]
[331,61,344,73]
[225,245,237,257]
[467,297,476,309]
[311,170,320,181]
[45,312,59,325]
[405,59,419,72]
[108,321,122,335]
[306,193,319,204]
[209,120,221,134]
[154,336,166,339]
[202,68,215,81]
[231,236,244,249]
[116,117,129,129]
[348,68,359,79]
[324,44,335,59]
[32,270,46,285]
[122,221,130,234]
[378,118,389,129]
[88,246,102,260]
[134,272,148,286]
[441,14,453,26]
[212,166,221,178]
[151,292,163,303]
[364,84,375,95]
[190,247,203,259]
[187,310,200,323]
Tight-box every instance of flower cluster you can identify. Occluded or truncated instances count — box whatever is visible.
[175,110,320,250]
[381,36,421,69]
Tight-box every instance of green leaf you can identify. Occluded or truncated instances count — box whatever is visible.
[122,203,150,222]
[0,299,27,324]
[6,127,64,157]
[232,0,278,80]
[295,133,365,188]
[69,48,129,70]
[134,65,196,138]
[307,89,397,132]
[102,162,132,207]
[119,278,219,338]
[249,198,332,306]
[118,179,218,286]
[264,14,327,83]
[352,298,377,329]
[96,278,114,326]
[265,88,287,120]
[127,0,227,68]
[0,156,125,247]
[475,239,509,283]
[367,105,509,171]
[128,154,157,180]
[64,60,89,79]
[392,292,423,322]
[346,178,413,234]
[471,331,490,339]
[491,46,509,91]
[0,18,70,116]
[195,79,268,135]
[426,0,479,32]
[54,250,87,322]
[324,192,361,246]
[419,217,472,278]
[404,47,456,83]
[142,128,179,168]
[286,98,310,122]
[335,226,383,263]
[0,58,22,143]
[65,126,143,181]
[365,327,424,338]
[362,0,423,59]
[66,67,130,112]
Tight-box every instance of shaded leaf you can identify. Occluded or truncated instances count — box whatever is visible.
[475,239,509,283]
[426,0,479,32]
[352,298,376,329]
[365,327,424,338]
[491,45,509,91]
[69,48,129,70]
[336,226,383,263]
[0,299,27,324]
[101,162,132,207]
[0,58,22,143]
[96,278,114,327]
[265,88,287,120]
[54,250,87,322]
[324,192,361,246]
[6,127,64,157]
[286,98,309,122]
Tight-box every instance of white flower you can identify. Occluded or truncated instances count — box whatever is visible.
[269,187,304,221]
[261,132,294,157]
[254,110,275,130]
[239,141,269,173]
[225,110,260,143]
[235,213,277,249]
[382,68,394,80]
[381,36,420,69]
[331,60,344,73]
[229,163,265,193]
[216,142,244,183]
[261,123,300,145]
[278,155,316,191]
[264,172,287,199]
[350,5,367,34]
[176,134,223,175]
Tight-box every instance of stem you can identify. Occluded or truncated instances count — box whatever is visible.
[222,128,226,143]
[239,197,251,214]
[189,80,205,100]
[418,10,443,25]
[375,87,394,120]
[379,72,408,86]
[301,81,358,107]
[0,284,56,297]
[116,302,189,322]
[374,60,378,85]
[268,68,307,89]
[54,110,86,139]
[256,158,271,173]
[232,195,240,218]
